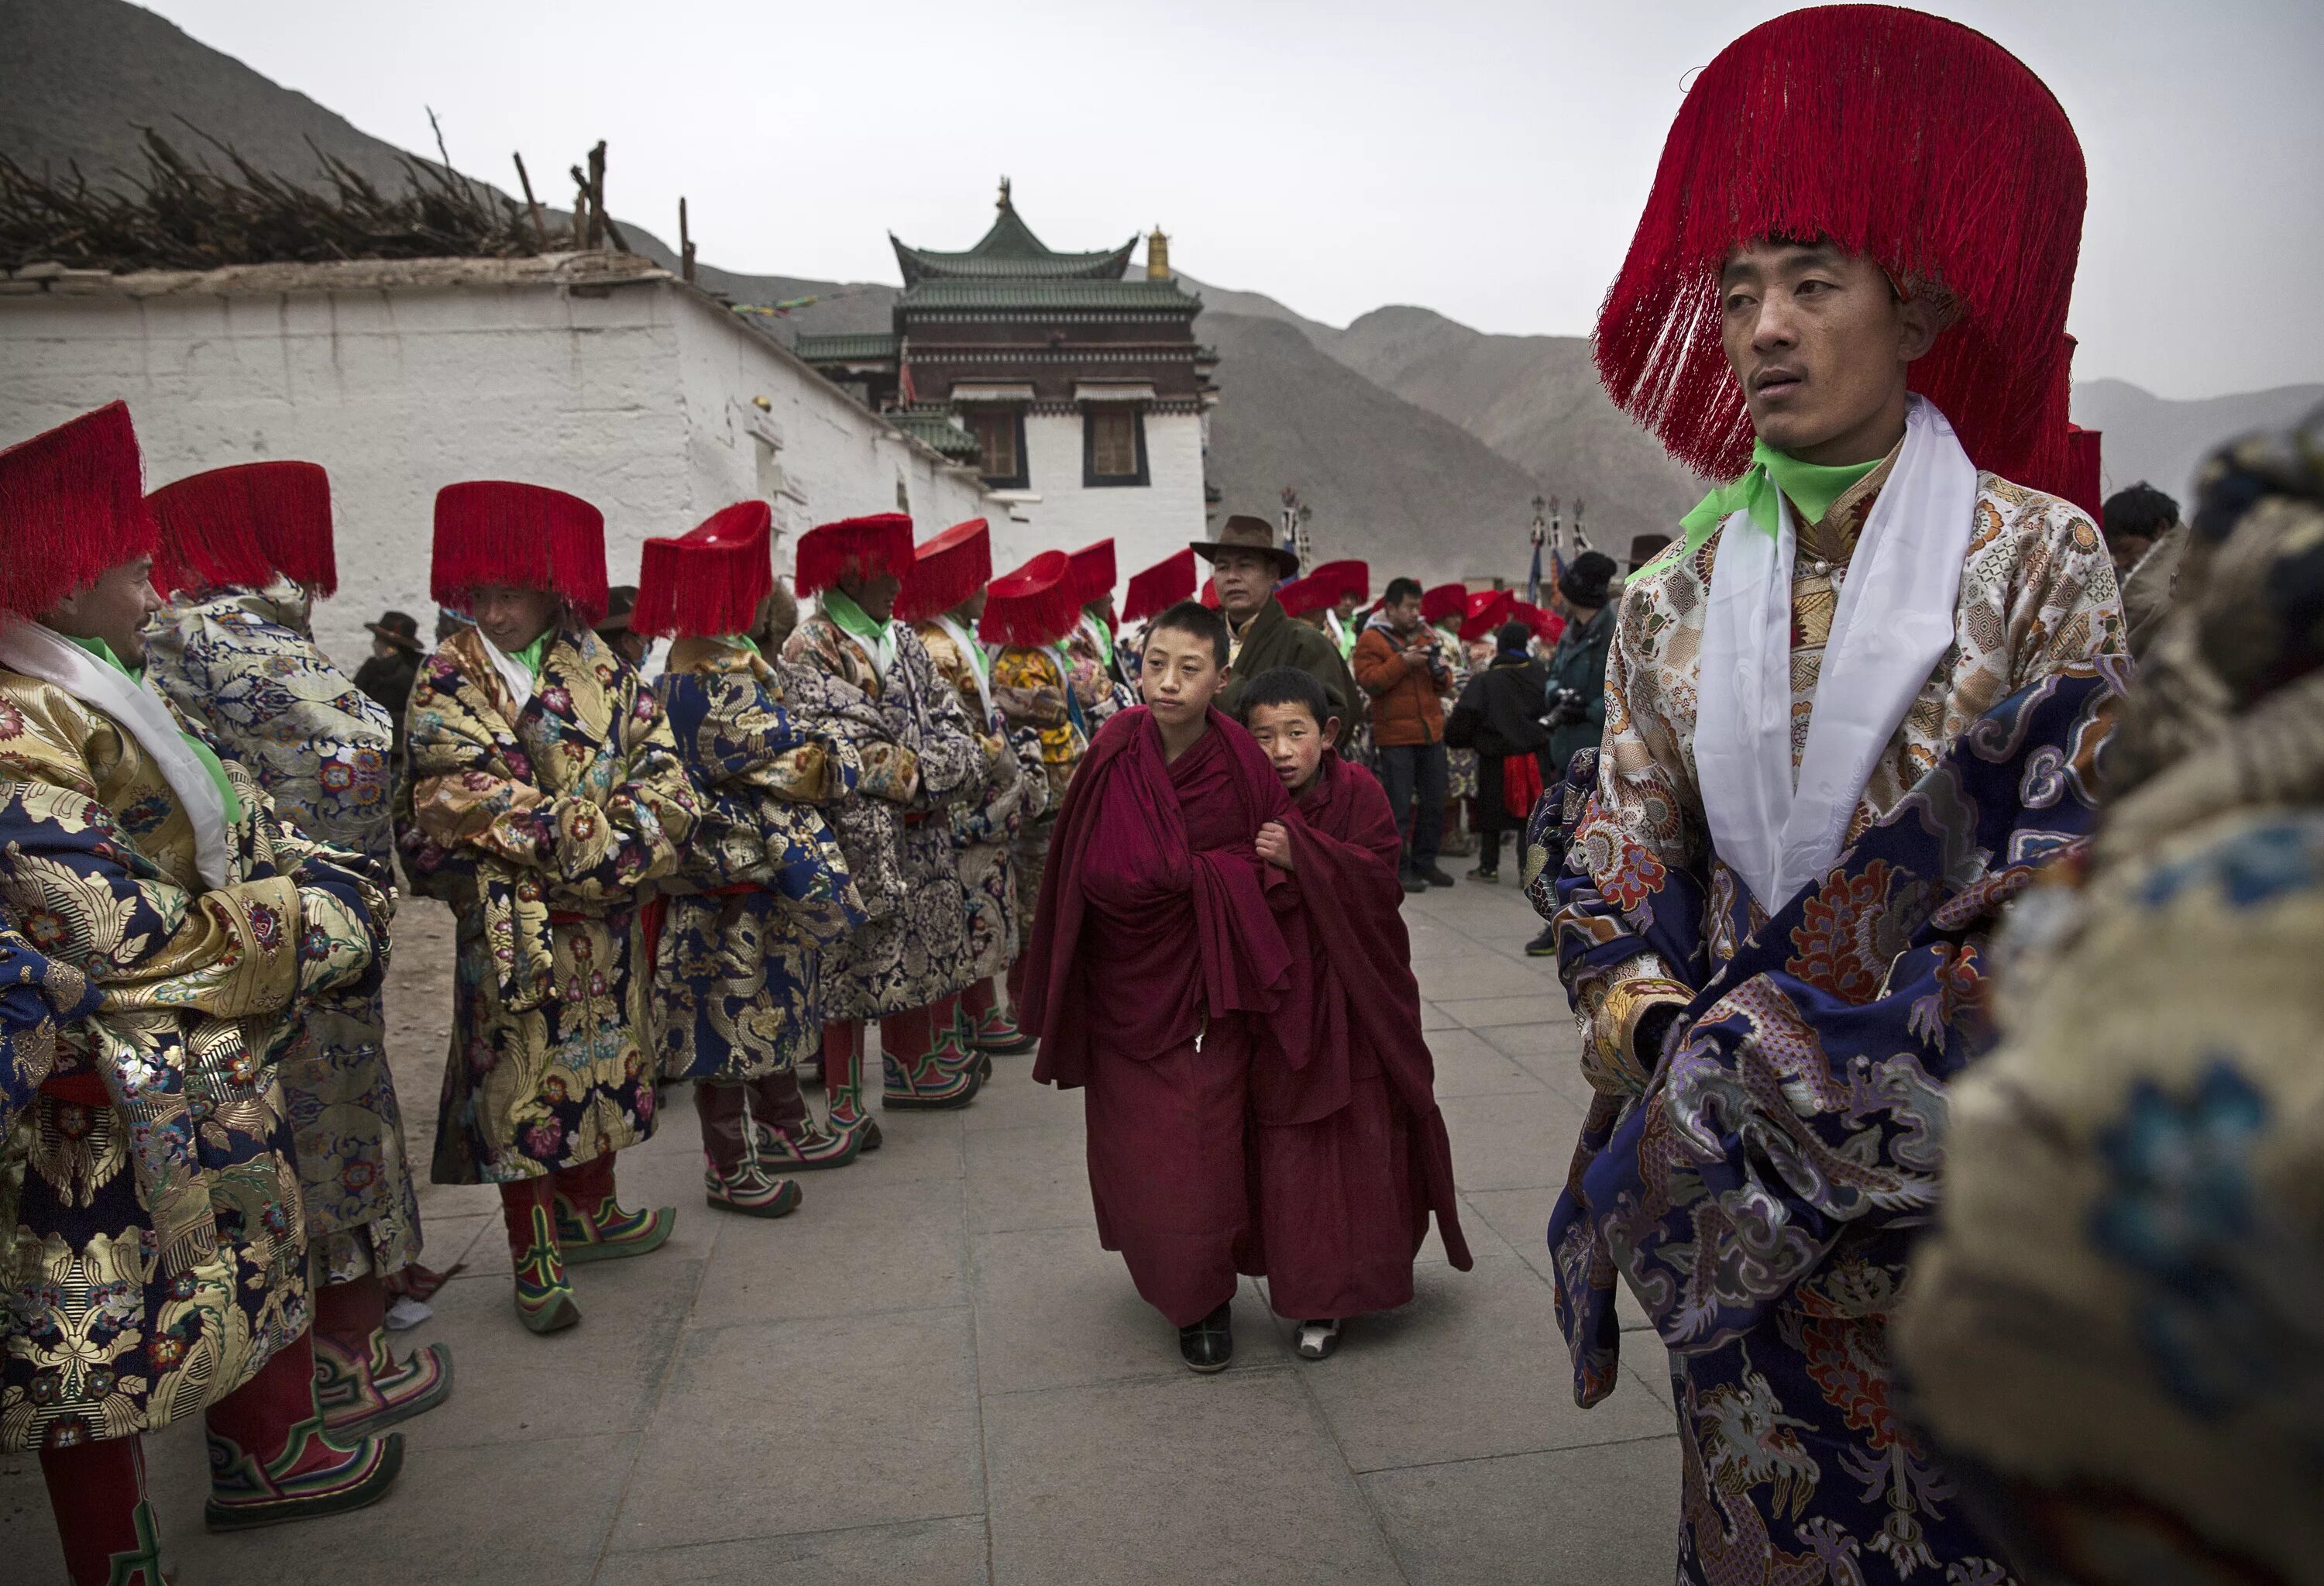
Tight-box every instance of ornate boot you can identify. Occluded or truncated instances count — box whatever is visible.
[552,1154,677,1263]
[964,975,1037,1055]
[203,1331,404,1531]
[40,1433,168,1585]
[820,1020,885,1152]
[312,1271,453,1438]
[927,991,990,1082]
[744,1068,861,1171]
[500,1180,579,1333]
[696,1080,803,1217]
[879,1003,983,1110]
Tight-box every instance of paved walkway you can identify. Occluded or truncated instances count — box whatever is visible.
[2,875,1681,1584]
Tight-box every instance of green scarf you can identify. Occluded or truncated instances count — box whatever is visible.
[508,633,551,677]
[69,634,242,823]
[1659,439,1882,573]
[825,588,892,647]
[1084,606,1114,669]
[720,633,763,660]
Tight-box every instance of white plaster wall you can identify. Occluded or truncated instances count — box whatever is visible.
[0,278,995,669]
[998,410,1208,599]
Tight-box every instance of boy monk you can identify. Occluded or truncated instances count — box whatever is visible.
[1240,667,1470,1360]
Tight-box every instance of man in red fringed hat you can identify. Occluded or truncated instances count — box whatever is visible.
[403,480,698,1334]
[143,461,450,1442]
[1420,582,1481,857]
[0,404,404,1582]
[899,519,1044,1058]
[983,551,1089,1020]
[1060,538,1136,731]
[1526,9,2128,1578]
[637,502,867,1210]
[784,514,991,1122]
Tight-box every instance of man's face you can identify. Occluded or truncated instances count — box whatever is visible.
[372,636,397,660]
[1333,594,1360,624]
[1719,241,1937,463]
[470,583,560,655]
[838,569,900,625]
[1140,624,1228,728]
[1210,550,1277,623]
[46,556,162,666]
[1246,701,1333,793]
[2109,534,2155,579]
[957,589,988,624]
[1387,595,1424,632]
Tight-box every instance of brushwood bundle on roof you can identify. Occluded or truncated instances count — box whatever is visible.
[0,124,542,274]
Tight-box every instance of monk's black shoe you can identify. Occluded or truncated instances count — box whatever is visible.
[1178,1300,1233,1373]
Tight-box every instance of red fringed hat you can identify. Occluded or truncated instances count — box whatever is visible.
[431,480,610,626]
[0,401,156,621]
[796,513,914,597]
[1122,549,1195,623]
[1199,576,1220,610]
[1596,5,2086,495]
[1459,588,1516,642]
[896,518,992,624]
[1308,559,1369,606]
[635,501,774,639]
[1421,582,1468,624]
[2062,425,2104,520]
[980,551,1081,648]
[150,461,332,598]
[1277,574,1328,619]
[1067,538,1116,608]
[1511,600,1565,645]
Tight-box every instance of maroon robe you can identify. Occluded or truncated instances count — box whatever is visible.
[1023,706,1312,1325]
[1256,751,1471,1317]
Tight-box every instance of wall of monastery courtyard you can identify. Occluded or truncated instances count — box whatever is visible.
[1005,408,1207,583]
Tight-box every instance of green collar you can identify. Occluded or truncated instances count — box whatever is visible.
[1083,606,1113,667]
[1664,439,1883,573]
[508,633,551,677]
[720,633,763,659]
[67,632,137,681]
[825,588,892,647]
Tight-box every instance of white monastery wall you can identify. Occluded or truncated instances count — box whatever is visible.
[1003,409,1208,600]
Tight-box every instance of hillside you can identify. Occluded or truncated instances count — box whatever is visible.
[2071,377,2324,505]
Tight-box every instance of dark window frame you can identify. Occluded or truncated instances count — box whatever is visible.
[967,405,1030,490]
[1081,404,1150,488]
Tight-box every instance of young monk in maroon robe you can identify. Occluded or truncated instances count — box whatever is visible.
[1021,600,1312,1370]
[1242,666,1470,1359]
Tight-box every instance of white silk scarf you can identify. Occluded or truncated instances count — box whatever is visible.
[476,629,539,714]
[1693,396,1978,912]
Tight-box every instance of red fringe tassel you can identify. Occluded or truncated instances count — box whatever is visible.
[150,461,330,597]
[0,401,155,620]
[431,480,609,626]
[796,513,914,597]
[980,550,1080,648]
[896,517,992,623]
[1122,549,1195,623]
[635,501,773,638]
[1067,538,1116,607]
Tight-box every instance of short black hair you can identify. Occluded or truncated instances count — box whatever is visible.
[1235,666,1332,728]
[1145,599,1230,666]
[1384,576,1425,606]
[2102,482,2179,543]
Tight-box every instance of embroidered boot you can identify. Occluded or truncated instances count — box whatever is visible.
[695,1080,803,1217]
[744,1068,862,1171]
[964,975,1037,1055]
[879,1003,983,1110]
[552,1154,677,1263]
[500,1179,579,1333]
[927,991,990,1082]
[820,1020,884,1152]
[203,1331,404,1531]
[312,1271,454,1438]
[40,1433,167,1585]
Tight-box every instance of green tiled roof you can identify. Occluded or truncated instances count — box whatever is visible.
[892,193,1136,286]
[794,331,899,363]
[899,278,1200,315]
[891,410,980,459]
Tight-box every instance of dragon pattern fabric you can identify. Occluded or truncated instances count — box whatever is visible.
[782,611,986,1020]
[0,667,388,1451]
[651,636,864,1085]
[401,624,696,1185]
[918,620,1044,982]
[144,586,421,1285]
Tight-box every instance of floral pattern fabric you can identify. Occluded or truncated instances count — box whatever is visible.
[401,626,696,1184]
[146,587,420,1283]
[651,636,863,1083]
[992,645,1086,958]
[1061,617,1136,732]
[917,621,1043,982]
[0,669,387,1450]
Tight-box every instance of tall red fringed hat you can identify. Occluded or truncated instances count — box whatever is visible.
[1067,538,1116,609]
[150,461,332,599]
[1122,549,1195,623]
[1511,600,1565,645]
[1421,583,1468,624]
[635,501,774,639]
[1277,574,1329,619]
[0,401,156,621]
[1308,559,1369,607]
[896,518,992,624]
[431,480,610,626]
[2062,425,2104,520]
[1595,5,2086,496]
[980,551,1081,648]
[1198,576,1220,610]
[794,513,914,598]
[1459,588,1516,642]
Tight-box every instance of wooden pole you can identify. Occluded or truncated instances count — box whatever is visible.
[512,152,548,251]
[585,140,607,250]
[679,196,696,283]
[569,165,590,249]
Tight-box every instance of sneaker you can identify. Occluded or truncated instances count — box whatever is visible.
[1421,865,1458,888]
[1295,1319,1344,1361]
[1525,924,1558,958]
[1466,865,1499,883]
[1177,1299,1234,1374]
[1400,870,1428,896]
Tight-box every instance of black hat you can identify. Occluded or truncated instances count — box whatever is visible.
[366,609,425,652]
[596,584,639,635]
[1559,551,1617,609]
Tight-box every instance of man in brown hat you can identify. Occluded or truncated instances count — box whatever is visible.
[595,583,651,669]
[1192,514,1356,746]
[355,610,425,743]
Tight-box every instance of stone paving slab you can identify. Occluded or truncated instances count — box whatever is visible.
[0,878,1679,1582]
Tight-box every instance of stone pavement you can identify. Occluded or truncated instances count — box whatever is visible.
[1,875,1682,1584]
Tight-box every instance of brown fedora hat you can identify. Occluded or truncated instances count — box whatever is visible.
[1190,513,1299,580]
[365,609,425,652]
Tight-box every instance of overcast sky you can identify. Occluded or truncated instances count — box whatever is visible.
[145,0,2321,400]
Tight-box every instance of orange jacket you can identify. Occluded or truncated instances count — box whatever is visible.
[1352,620,1448,746]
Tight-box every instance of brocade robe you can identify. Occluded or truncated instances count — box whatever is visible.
[146,585,421,1283]
[992,645,1085,957]
[1061,614,1136,732]
[653,637,863,1084]
[917,618,1042,982]
[402,626,696,1184]
[782,612,985,1019]
[1525,472,2126,1583]
[0,666,388,1450]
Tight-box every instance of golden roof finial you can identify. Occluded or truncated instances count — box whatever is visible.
[997,175,1012,211]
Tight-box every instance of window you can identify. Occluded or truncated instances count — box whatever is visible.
[1083,406,1149,487]
[971,408,1027,489]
